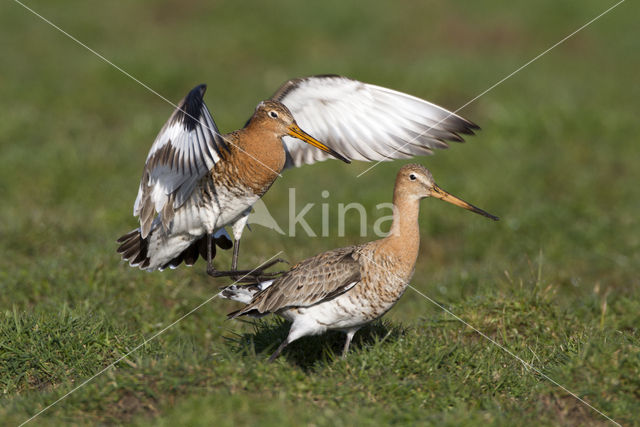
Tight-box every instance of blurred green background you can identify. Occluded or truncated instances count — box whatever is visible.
[1,0,638,425]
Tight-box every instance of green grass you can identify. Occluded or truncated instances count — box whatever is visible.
[1,0,639,425]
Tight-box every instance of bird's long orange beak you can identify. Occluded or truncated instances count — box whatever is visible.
[288,124,350,164]
[431,185,499,221]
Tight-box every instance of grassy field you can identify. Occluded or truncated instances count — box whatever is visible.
[1,0,639,425]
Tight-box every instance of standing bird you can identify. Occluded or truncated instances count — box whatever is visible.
[221,164,498,362]
[117,75,480,277]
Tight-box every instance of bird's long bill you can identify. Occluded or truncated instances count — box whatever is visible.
[287,124,351,164]
[432,185,499,221]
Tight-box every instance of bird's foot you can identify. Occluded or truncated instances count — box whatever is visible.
[207,258,289,282]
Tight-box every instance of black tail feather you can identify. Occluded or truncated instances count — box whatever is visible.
[116,229,150,268]
[116,228,233,271]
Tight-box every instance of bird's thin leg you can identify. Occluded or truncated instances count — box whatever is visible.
[231,239,240,271]
[341,329,358,358]
[208,258,289,282]
[268,339,289,363]
[215,213,288,280]
[205,233,216,276]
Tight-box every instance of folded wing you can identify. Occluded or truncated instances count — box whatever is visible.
[230,246,362,318]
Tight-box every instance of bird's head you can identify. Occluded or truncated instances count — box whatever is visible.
[249,100,350,163]
[395,164,499,221]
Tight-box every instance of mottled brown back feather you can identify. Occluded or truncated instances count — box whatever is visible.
[230,246,362,318]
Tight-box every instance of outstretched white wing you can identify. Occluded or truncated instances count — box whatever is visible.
[133,84,230,237]
[271,75,479,169]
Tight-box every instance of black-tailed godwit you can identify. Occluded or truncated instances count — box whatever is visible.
[221,164,497,361]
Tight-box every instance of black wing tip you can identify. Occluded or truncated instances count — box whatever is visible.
[183,84,207,107]
[190,83,207,97]
[446,119,480,139]
[178,84,208,131]
[461,119,481,134]
[467,121,481,132]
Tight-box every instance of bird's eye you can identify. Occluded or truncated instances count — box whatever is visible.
[269,111,278,118]
[409,173,417,181]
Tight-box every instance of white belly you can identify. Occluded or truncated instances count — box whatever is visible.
[281,289,399,336]
[212,190,259,230]
[168,186,259,236]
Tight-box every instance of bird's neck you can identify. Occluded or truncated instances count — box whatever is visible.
[227,126,286,194]
[379,190,421,272]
